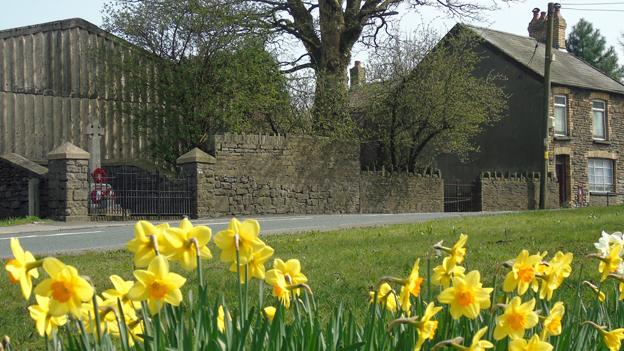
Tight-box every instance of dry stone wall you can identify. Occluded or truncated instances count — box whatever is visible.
[480,172,558,211]
[360,171,443,213]
[0,153,48,218]
[211,134,361,215]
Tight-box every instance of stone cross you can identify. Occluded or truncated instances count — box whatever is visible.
[86,118,104,172]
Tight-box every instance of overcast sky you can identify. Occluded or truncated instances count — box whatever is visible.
[1,0,623,61]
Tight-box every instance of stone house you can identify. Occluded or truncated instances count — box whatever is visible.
[431,6,624,207]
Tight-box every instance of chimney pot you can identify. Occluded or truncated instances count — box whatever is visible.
[539,11,546,21]
[532,8,540,19]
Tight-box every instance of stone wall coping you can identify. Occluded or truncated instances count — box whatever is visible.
[0,153,48,177]
[177,148,216,165]
[48,142,90,160]
[480,171,557,181]
[362,168,441,178]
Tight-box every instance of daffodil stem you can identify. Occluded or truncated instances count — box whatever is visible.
[235,245,243,330]
[191,238,204,288]
[150,235,160,256]
[92,294,102,345]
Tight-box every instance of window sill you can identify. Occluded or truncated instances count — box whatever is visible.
[593,139,611,145]
[590,192,617,196]
[554,135,571,141]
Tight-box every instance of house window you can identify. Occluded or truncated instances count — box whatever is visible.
[588,158,614,193]
[554,95,567,136]
[592,100,607,140]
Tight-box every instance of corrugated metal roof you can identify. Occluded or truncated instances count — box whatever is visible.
[463,24,624,95]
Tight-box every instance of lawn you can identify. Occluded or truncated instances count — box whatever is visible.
[2,206,622,349]
[0,216,41,227]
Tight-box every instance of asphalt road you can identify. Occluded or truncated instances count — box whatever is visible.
[0,212,495,257]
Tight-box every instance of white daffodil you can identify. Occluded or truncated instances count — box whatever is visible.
[595,231,624,258]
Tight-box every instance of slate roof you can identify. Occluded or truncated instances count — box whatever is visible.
[462,24,624,95]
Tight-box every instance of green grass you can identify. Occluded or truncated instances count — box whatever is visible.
[0,216,41,227]
[2,206,623,349]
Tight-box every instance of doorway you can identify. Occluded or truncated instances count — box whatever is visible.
[555,155,570,206]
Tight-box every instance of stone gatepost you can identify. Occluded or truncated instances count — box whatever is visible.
[47,142,90,221]
[177,148,216,219]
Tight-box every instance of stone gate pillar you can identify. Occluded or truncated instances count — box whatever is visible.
[47,142,90,221]
[177,148,216,219]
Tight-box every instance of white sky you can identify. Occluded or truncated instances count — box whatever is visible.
[1,0,623,62]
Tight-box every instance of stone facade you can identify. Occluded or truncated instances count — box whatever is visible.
[47,142,90,221]
[360,170,444,213]
[0,153,48,218]
[177,148,217,218]
[211,134,361,215]
[480,172,559,211]
[550,86,624,207]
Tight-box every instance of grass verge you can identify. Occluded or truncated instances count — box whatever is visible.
[2,206,623,349]
[0,216,41,227]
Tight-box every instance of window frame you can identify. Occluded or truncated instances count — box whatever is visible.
[553,95,568,136]
[592,100,607,140]
[588,158,615,194]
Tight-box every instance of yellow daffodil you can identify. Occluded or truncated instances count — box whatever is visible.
[102,275,142,311]
[493,297,539,340]
[265,269,292,308]
[414,302,443,351]
[161,218,212,271]
[266,258,308,296]
[503,250,542,295]
[435,234,468,265]
[583,281,606,303]
[542,302,564,339]
[466,326,494,351]
[5,238,40,299]
[508,334,553,351]
[538,251,573,301]
[437,270,492,320]
[598,244,622,282]
[263,306,276,321]
[127,221,171,268]
[369,283,397,312]
[214,218,265,265]
[28,295,68,337]
[587,322,624,351]
[432,256,466,288]
[399,259,425,311]
[127,255,186,315]
[34,257,94,317]
[229,244,274,283]
[217,305,226,333]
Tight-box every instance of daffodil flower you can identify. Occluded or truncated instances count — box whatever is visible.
[596,244,623,282]
[594,231,624,258]
[414,302,443,351]
[162,218,212,271]
[466,326,494,351]
[493,297,539,340]
[229,244,274,283]
[263,306,277,321]
[369,283,397,312]
[585,321,624,351]
[437,270,492,320]
[432,256,466,288]
[542,302,565,339]
[508,334,553,351]
[127,221,171,268]
[34,257,94,317]
[102,274,142,311]
[127,255,186,315]
[28,295,68,337]
[399,259,424,311]
[217,305,230,333]
[538,251,573,301]
[503,250,542,295]
[5,238,41,299]
[434,234,468,265]
[583,281,606,303]
[214,218,265,265]
[267,258,308,296]
[265,269,292,308]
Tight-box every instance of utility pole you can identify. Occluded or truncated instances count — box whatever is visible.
[540,2,555,209]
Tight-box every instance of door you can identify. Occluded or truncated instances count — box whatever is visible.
[555,155,570,206]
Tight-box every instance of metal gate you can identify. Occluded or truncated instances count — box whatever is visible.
[89,166,192,219]
[444,181,481,212]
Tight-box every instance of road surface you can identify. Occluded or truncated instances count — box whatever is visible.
[0,212,497,257]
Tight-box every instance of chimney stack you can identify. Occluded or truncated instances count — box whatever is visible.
[350,61,366,88]
[527,3,567,50]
